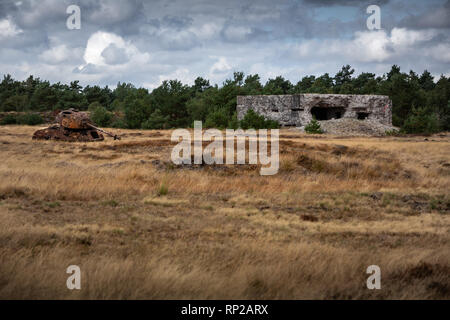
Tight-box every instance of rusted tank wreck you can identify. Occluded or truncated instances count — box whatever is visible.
[32,108,120,142]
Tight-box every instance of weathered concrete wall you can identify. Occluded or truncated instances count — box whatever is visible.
[237,94,392,126]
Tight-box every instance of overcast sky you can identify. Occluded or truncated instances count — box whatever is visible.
[0,0,449,89]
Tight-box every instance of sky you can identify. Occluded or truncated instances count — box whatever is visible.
[0,0,449,90]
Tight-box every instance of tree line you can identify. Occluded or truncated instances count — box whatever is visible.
[0,65,449,133]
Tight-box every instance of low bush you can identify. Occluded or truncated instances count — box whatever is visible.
[16,113,44,125]
[240,109,279,129]
[305,118,324,134]
[0,113,44,125]
[0,114,17,125]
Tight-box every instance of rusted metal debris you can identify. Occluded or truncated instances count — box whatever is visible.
[32,108,120,142]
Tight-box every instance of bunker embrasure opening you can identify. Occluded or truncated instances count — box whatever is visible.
[311,107,345,120]
[357,112,370,120]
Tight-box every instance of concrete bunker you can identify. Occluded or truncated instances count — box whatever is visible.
[236,94,392,127]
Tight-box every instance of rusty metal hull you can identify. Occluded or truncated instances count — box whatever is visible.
[56,109,92,129]
[32,109,119,142]
[32,125,104,142]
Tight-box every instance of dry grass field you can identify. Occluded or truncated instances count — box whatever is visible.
[0,125,449,299]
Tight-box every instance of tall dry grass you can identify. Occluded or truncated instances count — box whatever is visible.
[0,125,448,299]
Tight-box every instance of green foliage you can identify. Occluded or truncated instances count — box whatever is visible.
[1,113,44,125]
[186,88,218,123]
[142,109,169,129]
[264,119,280,129]
[240,109,264,129]
[243,74,263,95]
[110,117,127,129]
[205,108,229,129]
[305,118,324,134]
[228,112,239,130]
[377,65,427,127]
[294,75,316,93]
[240,109,280,129]
[0,114,17,125]
[151,80,191,128]
[192,77,211,93]
[89,103,114,127]
[3,95,28,112]
[439,100,450,131]
[16,113,44,125]
[263,76,293,94]
[84,85,112,109]
[1,65,449,133]
[54,81,87,110]
[123,94,151,129]
[307,74,334,94]
[334,65,355,93]
[157,183,168,196]
[385,129,400,136]
[419,70,435,91]
[401,107,440,134]
[29,82,58,111]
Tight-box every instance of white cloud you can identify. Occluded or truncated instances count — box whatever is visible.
[142,68,193,90]
[80,31,149,71]
[83,32,127,66]
[390,28,436,47]
[293,28,439,63]
[159,68,192,84]
[351,30,392,62]
[210,57,232,74]
[426,43,450,63]
[0,18,22,38]
[39,45,83,64]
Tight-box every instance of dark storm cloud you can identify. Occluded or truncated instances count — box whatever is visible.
[159,29,200,50]
[10,0,67,29]
[0,1,18,19]
[81,0,147,35]
[161,15,194,30]
[302,0,389,6]
[0,0,449,89]
[399,0,450,29]
[0,28,49,50]
[0,0,146,36]
[84,0,144,24]
[0,0,366,41]
[101,44,129,64]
